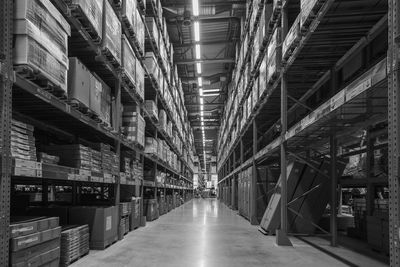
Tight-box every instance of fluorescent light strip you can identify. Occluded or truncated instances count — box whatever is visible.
[200,97,204,105]
[195,44,201,59]
[203,89,220,93]
[194,22,200,41]
[196,63,202,74]
[199,88,203,96]
[200,105,203,111]
[192,0,199,16]
[203,93,220,97]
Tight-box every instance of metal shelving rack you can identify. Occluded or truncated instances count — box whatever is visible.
[0,1,13,265]
[218,0,394,263]
[0,0,195,264]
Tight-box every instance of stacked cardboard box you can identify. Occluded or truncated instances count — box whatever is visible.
[158,109,167,132]
[60,225,90,267]
[119,202,132,239]
[93,143,112,174]
[9,216,61,267]
[38,152,60,165]
[122,107,145,147]
[11,120,37,161]
[44,144,92,171]
[91,149,102,173]
[14,0,71,93]
[136,57,145,101]
[122,0,145,54]
[144,52,160,83]
[101,0,121,65]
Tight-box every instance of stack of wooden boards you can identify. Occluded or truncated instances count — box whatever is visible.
[119,202,132,239]
[60,225,90,266]
[9,217,61,267]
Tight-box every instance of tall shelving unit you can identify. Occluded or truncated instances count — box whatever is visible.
[0,0,195,265]
[217,0,393,263]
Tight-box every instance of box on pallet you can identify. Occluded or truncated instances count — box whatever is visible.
[14,0,71,93]
[102,0,122,65]
[122,109,145,146]
[122,0,137,33]
[146,17,159,46]
[122,35,137,88]
[68,0,103,41]
[69,206,118,250]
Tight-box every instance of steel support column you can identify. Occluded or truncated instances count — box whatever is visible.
[0,1,13,265]
[330,134,338,247]
[276,72,292,246]
[388,1,400,265]
[250,121,258,225]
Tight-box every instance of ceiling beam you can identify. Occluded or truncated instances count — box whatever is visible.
[175,58,235,65]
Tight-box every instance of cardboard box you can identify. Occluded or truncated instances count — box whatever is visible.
[122,35,137,88]
[10,238,60,267]
[69,206,118,250]
[10,227,61,252]
[68,57,91,108]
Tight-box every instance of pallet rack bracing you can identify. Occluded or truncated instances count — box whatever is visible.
[0,0,196,265]
[217,0,394,260]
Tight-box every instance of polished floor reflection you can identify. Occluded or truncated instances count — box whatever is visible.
[71,198,387,267]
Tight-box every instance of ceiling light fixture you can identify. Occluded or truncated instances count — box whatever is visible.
[203,93,220,97]
[200,97,204,105]
[192,0,199,16]
[199,88,203,96]
[196,63,202,74]
[198,77,202,87]
[203,89,220,93]
[195,44,201,59]
[194,21,200,41]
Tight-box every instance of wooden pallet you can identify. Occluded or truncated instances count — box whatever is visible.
[101,47,121,68]
[15,65,67,99]
[68,4,102,43]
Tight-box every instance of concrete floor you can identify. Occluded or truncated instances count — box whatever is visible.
[71,198,388,267]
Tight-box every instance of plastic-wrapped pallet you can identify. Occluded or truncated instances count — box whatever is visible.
[101,0,121,65]
[67,0,103,41]
[158,109,167,132]
[14,0,71,93]
[122,35,137,88]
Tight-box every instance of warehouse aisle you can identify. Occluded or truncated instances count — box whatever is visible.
[71,199,387,267]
